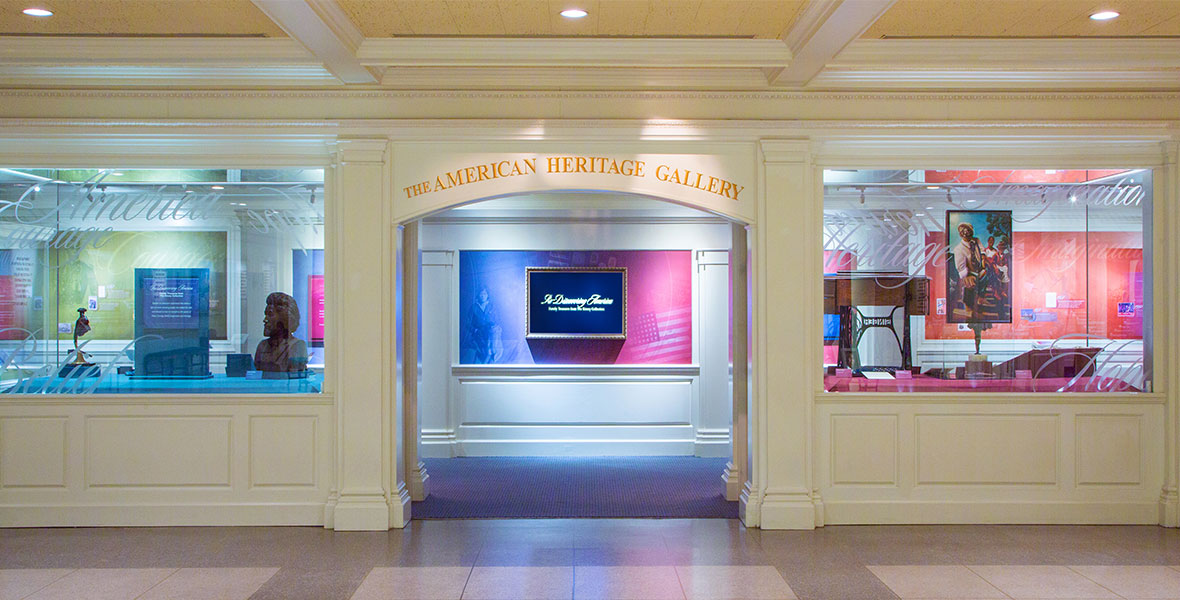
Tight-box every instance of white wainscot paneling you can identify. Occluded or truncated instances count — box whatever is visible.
[917,415,1058,485]
[831,414,897,486]
[1,417,67,488]
[1076,414,1142,485]
[250,415,318,488]
[455,372,697,456]
[87,416,232,488]
[817,400,1165,525]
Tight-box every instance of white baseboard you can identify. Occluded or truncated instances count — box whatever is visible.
[694,429,731,457]
[824,500,1161,525]
[759,491,819,530]
[422,429,457,458]
[0,503,325,527]
[457,439,696,456]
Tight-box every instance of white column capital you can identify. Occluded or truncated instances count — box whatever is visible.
[333,138,389,164]
[759,139,814,165]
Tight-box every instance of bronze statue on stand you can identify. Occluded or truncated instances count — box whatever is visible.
[254,292,308,377]
[72,307,95,367]
[59,307,98,377]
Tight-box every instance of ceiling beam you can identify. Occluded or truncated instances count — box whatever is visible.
[251,0,379,84]
[769,0,896,87]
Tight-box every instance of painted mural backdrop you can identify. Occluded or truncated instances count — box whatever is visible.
[459,250,692,364]
[924,230,1143,340]
[42,231,228,341]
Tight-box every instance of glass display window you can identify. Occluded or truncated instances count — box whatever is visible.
[821,169,1151,393]
[0,168,326,394]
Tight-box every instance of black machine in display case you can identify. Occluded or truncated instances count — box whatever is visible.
[824,271,930,372]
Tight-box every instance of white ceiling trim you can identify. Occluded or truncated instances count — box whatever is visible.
[251,0,379,84]
[0,65,339,87]
[0,36,1176,91]
[378,67,770,90]
[831,38,1180,71]
[357,38,791,69]
[770,0,896,87]
[0,37,315,65]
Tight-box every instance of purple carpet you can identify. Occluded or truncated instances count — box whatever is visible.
[412,456,737,519]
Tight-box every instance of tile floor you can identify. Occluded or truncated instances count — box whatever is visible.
[5,521,1180,599]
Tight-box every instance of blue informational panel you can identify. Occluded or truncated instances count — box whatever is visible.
[526,268,627,339]
[133,268,211,378]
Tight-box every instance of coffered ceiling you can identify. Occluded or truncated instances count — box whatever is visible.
[0,0,286,37]
[864,0,1180,38]
[0,0,1177,91]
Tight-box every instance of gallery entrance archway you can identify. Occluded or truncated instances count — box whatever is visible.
[395,190,752,520]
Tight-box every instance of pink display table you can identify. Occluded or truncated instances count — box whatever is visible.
[824,374,1139,393]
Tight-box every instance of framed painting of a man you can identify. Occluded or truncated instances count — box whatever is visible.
[946,210,1013,324]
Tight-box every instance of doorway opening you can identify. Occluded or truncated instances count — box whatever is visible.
[402,191,749,519]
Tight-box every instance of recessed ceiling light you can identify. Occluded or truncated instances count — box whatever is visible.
[211,185,224,190]
[925,186,940,190]
[112,171,123,176]
[560,8,588,18]
[1090,10,1119,20]
[22,7,53,16]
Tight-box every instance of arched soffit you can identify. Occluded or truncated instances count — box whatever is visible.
[404,189,749,226]
[390,149,756,225]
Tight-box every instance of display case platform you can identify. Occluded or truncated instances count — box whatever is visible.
[2,372,322,394]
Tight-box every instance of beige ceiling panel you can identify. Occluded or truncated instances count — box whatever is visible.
[736,0,804,39]
[338,0,413,37]
[864,0,1180,38]
[393,0,462,35]
[863,0,1051,38]
[642,0,701,36]
[447,0,506,34]
[693,1,752,37]
[0,0,286,36]
[1041,1,1180,36]
[549,0,602,34]
[1140,12,1180,35]
[498,0,551,35]
[595,0,646,35]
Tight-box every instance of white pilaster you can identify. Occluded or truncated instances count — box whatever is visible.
[1160,141,1179,527]
[753,139,820,529]
[329,137,405,530]
[402,220,429,501]
[725,223,749,502]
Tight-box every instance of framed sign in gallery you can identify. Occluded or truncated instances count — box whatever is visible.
[526,267,627,340]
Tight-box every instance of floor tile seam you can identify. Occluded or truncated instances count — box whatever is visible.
[671,564,689,600]
[961,564,1019,599]
[459,545,483,600]
[16,568,77,600]
[1064,565,1138,600]
[127,567,180,600]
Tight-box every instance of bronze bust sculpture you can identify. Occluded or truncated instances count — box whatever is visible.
[254,292,308,373]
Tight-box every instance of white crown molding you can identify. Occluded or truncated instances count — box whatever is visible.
[0,65,338,87]
[819,38,1180,90]
[833,38,1180,70]
[0,36,1176,91]
[0,36,315,65]
[378,67,770,90]
[357,37,792,69]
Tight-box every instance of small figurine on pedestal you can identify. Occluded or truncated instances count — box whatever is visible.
[60,307,98,377]
[254,292,308,378]
[965,321,994,379]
